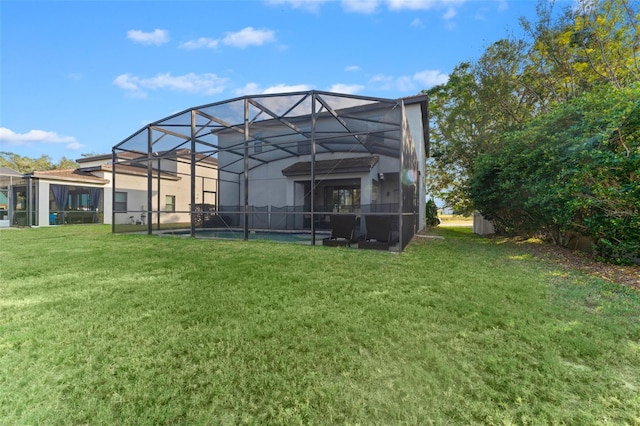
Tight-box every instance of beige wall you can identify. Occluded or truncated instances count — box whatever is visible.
[113,157,218,225]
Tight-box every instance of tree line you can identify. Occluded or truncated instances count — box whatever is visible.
[425,0,639,264]
[0,152,79,174]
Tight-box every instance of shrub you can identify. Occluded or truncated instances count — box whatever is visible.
[469,84,639,264]
[425,199,440,227]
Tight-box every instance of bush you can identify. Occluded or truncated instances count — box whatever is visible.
[425,199,440,227]
[469,85,639,264]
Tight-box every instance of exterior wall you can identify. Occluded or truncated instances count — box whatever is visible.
[251,152,374,208]
[405,104,427,230]
[217,136,416,222]
[111,172,149,225]
[220,152,385,209]
[111,156,217,225]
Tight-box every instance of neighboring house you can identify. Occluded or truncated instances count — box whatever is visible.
[0,152,217,228]
[77,150,218,227]
[112,91,429,251]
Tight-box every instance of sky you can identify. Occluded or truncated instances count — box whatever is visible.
[1,0,546,162]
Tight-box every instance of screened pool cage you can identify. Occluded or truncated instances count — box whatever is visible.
[112,91,428,251]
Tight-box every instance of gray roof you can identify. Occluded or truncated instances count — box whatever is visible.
[282,155,379,176]
[0,166,23,176]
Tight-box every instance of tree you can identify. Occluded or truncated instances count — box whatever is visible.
[520,0,639,103]
[0,152,79,174]
[425,39,537,213]
[469,85,639,263]
[424,0,639,214]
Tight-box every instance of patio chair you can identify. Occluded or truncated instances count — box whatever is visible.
[322,214,358,247]
[358,215,398,250]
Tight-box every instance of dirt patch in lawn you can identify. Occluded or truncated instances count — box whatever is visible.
[507,237,640,290]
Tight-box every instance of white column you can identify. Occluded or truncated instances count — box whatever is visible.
[37,181,50,226]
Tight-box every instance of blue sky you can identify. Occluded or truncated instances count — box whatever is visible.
[1,0,543,162]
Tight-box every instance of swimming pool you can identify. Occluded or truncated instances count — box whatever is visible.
[162,229,331,243]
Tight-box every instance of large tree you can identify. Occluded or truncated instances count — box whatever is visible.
[425,0,639,213]
[425,38,537,213]
[520,0,639,103]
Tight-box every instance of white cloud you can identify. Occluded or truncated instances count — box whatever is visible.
[410,18,423,27]
[113,72,229,97]
[386,0,466,11]
[264,0,331,13]
[262,83,312,94]
[234,83,262,97]
[496,0,508,11]
[222,27,276,48]
[442,6,456,20]
[65,142,86,150]
[267,0,470,18]
[345,65,361,72]
[127,29,170,45]
[0,127,78,146]
[369,74,395,88]
[413,69,449,87]
[342,0,380,13]
[369,69,448,92]
[386,0,467,23]
[328,83,365,94]
[234,82,312,97]
[180,37,219,50]
[395,76,415,92]
[113,74,140,92]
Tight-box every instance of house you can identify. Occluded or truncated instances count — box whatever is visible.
[112,91,428,251]
[0,152,217,228]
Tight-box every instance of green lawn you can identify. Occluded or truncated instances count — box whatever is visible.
[1,225,639,424]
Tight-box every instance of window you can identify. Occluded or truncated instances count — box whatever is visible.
[329,187,360,212]
[114,192,127,212]
[297,140,311,154]
[165,195,176,212]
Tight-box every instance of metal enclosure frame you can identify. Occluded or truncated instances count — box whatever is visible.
[112,91,427,251]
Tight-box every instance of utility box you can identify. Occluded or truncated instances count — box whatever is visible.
[473,212,495,235]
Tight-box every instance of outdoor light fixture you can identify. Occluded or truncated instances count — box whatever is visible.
[378,172,385,181]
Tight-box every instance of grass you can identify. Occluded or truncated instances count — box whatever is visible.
[438,213,472,222]
[1,225,639,424]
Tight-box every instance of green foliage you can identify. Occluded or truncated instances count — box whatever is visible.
[425,198,440,227]
[0,152,79,173]
[424,0,639,263]
[469,85,640,264]
[425,0,639,217]
[521,0,639,102]
[0,151,79,173]
[425,42,537,214]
